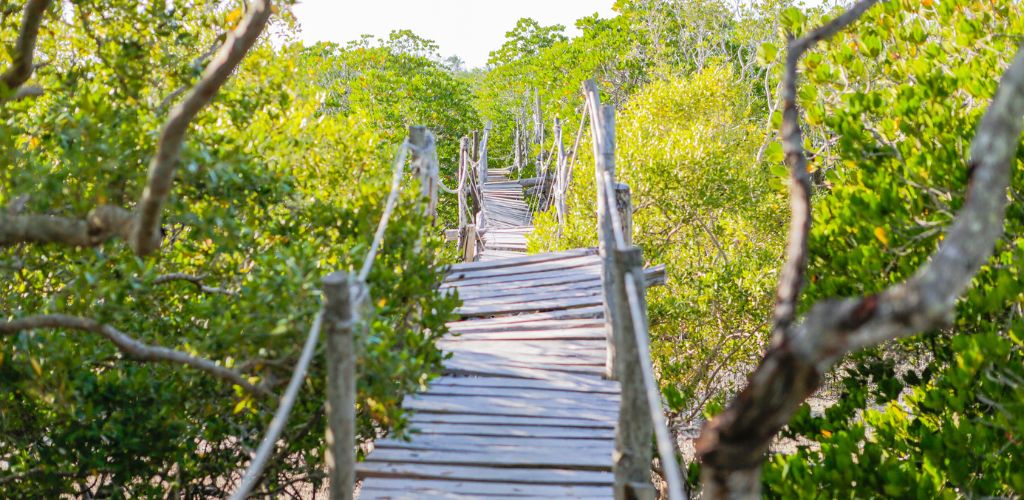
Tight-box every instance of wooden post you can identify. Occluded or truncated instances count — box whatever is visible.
[615,183,632,247]
[514,118,522,174]
[584,79,619,380]
[471,130,479,162]
[323,272,367,500]
[611,247,655,499]
[462,223,478,262]
[408,125,437,218]
[479,121,492,185]
[554,117,567,230]
[458,137,469,230]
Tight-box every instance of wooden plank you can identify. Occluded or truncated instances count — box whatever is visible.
[429,375,618,395]
[357,462,614,486]
[364,448,611,471]
[446,255,600,282]
[408,422,614,440]
[448,319,604,334]
[449,308,604,330]
[456,295,603,317]
[410,391,615,414]
[422,384,618,404]
[455,284,601,305]
[374,435,612,453]
[446,350,604,367]
[446,358,606,378]
[446,271,601,292]
[450,281,603,301]
[404,395,616,422]
[443,266,601,288]
[447,329,605,342]
[445,248,596,273]
[359,478,612,499]
[409,412,614,429]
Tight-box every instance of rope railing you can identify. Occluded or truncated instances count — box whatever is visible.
[229,133,432,500]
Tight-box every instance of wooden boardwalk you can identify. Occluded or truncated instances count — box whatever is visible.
[357,167,622,499]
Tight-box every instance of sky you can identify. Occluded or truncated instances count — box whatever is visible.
[290,0,618,69]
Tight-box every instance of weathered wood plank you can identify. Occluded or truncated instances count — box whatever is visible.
[408,422,615,439]
[374,434,612,453]
[456,295,604,317]
[409,412,614,429]
[404,395,615,422]
[364,448,611,471]
[429,375,618,395]
[422,384,618,404]
[445,248,595,273]
[359,478,611,499]
[357,462,614,486]
[446,255,600,282]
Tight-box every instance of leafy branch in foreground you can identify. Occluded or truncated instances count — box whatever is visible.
[695,0,1024,495]
[0,0,273,256]
[0,314,268,396]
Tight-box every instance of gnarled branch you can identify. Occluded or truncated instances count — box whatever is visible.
[0,314,269,397]
[0,0,51,101]
[131,0,272,255]
[0,205,133,247]
[154,273,234,295]
[771,0,882,342]
[697,7,1024,499]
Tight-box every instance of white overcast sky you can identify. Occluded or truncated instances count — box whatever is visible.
[290,0,618,69]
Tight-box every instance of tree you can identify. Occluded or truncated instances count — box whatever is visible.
[487,18,568,67]
[694,0,1024,496]
[0,2,463,495]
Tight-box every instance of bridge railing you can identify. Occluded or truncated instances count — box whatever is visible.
[582,80,688,500]
[229,127,440,500]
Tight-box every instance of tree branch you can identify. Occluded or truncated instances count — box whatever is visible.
[0,205,134,247]
[696,40,1024,499]
[154,273,235,295]
[131,0,272,256]
[771,0,882,342]
[0,314,269,397]
[0,0,51,101]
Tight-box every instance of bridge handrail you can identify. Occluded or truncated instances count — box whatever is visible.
[584,79,688,500]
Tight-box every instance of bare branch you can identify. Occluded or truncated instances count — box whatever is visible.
[0,205,134,247]
[131,0,273,255]
[772,0,882,341]
[0,314,269,397]
[154,273,235,295]
[697,43,1024,499]
[0,0,51,101]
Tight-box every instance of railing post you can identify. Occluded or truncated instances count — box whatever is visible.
[611,247,655,500]
[614,183,632,247]
[584,80,619,380]
[323,271,366,500]
[554,117,568,231]
[409,125,437,219]
[462,223,478,262]
[479,121,492,184]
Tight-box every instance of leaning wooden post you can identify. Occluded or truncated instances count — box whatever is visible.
[611,247,656,500]
[408,125,437,218]
[479,121,492,184]
[614,183,632,246]
[458,137,469,230]
[584,79,619,380]
[323,272,367,500]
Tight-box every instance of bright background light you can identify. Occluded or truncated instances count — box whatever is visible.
[289,0,618,69]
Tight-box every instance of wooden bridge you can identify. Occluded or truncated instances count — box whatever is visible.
[356,89,679,499]
[223,82,686,500]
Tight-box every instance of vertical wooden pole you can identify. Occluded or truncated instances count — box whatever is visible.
[458,137,469,230]
[584,80,619,381]
[479,121,492,185]
[554,117,567,230]
[463,223,478,262]
[408,125,437,218]
[615,183,632,247]
[324,272,366,500]
[471,130,479,162]
[514,118,522,175]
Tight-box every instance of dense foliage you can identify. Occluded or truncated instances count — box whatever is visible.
[1,2,471,496]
